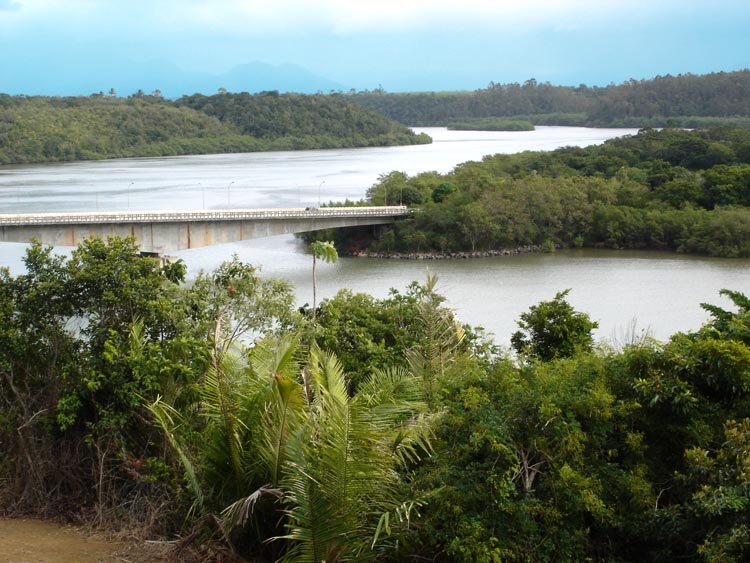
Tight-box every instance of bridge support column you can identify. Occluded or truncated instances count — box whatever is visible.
[138,251,174,267]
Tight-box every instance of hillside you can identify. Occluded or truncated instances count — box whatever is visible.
[0,92,430,165]
[175,91,426,144]
[348,69,750,128]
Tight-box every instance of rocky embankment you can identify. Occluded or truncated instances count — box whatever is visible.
[347,245,543,260]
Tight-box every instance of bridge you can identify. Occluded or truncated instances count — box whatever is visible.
[0,206,408,253]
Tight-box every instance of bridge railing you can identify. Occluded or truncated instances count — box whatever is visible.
[0,206,410,226]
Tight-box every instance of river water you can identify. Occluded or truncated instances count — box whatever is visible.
[1,126,748,346]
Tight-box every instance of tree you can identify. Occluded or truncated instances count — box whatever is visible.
[511,289,598,361]
[189,254,296,353]
[309,240,338,322]
[459,201,496,251]
[151,337,430,561]
[0,238,208,522]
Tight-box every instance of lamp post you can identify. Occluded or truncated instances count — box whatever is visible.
[227,181,235,207]
[318,180,326,207]
[127,182,134,210]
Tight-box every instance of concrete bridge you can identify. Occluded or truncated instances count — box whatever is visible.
[0,206,408,253]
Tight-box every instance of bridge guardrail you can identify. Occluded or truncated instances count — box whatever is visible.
[0,206,410,226]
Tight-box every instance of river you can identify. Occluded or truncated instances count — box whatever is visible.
[1,126,748,345]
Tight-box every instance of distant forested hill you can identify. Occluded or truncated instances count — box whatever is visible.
[175,91,423,141]
[348,70,750,128]
[0,92,430,165]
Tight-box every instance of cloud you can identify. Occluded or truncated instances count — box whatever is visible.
[171,0,676,34]
[1,0,691,35]
[0,0,20,10]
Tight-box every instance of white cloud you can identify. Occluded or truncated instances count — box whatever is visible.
[0,0,20,11]
[182,0,672,33]
[2,0,683,34]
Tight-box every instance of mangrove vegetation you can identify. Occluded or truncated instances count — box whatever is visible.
[321,127,750,258]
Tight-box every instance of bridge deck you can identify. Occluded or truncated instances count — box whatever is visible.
[0,206,409,252]
[0,206,409,226]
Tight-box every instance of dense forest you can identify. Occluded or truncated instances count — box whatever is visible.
[349,70,750,128]
[0,92,430,165]
[2,238,750,561]
[318,127,750,258]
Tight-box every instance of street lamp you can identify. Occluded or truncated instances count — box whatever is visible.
[227,181,235,207]
[127,182,134,210]
[318,180,326,207]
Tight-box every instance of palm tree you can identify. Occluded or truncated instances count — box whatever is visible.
[405,274,466,407]
[151,335,430,561]
[309,241,338,323]
[275,345,431,561]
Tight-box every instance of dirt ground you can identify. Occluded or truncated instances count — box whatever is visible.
[0,518,171,563]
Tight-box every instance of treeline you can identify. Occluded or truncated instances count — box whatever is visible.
[0,92,429,165]
[324,127,750,257]
[3,238,750,561]
[348,69,750,127]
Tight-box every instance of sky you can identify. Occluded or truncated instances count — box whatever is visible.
[1,0,749,95]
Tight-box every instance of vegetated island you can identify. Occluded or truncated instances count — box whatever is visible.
[447,117,535,131]
[0,90,431,165]
[311,126,750,258]
[3,236,750,562]
[348,69,750,129]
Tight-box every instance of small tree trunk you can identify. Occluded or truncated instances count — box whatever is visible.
[312,256,318,323]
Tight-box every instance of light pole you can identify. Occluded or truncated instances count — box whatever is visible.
[127,182,134,210]
[198,182,204,209]
[318,180,325,207]
[227,181,235,207]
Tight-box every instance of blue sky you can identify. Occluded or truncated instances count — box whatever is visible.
[1,0,749,95]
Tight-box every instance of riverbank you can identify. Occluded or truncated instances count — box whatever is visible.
[0,518,169,562]
[346,244,543,259]
[0,517,239,562]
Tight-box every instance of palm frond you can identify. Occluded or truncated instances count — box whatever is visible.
[274,349,432,561]
[148,396,204,511]
[199,352,249,490]
[221,484,283,531]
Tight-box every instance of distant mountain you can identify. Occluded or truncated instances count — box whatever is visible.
[0,56,347,98]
